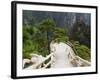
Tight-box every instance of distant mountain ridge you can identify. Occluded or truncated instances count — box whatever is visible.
[23,10,91,28]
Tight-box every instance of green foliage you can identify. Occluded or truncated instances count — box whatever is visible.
[40,19,55,29]
[52,27,69,43]
[71,41,91,61]
[70,21,91,48]
[23,19,56,58]
[23,18,69,58]
[23,18,90,62]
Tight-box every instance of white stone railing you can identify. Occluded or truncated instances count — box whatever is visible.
[24,42,91,69]
[24,53,54,69]
[67,41,91,66]
[75,56,91,66]
[33,53,53,69]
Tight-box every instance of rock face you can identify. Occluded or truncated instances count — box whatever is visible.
[23,10,91,48]
[23,59,31,68]
[23,11,90,28]
[23,54,45,69]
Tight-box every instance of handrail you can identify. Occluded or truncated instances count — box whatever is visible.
[67,41,91,66]
[75,56,91,66]
[24,41,91,69]
[42,60,53,69]
[31,53,54,69]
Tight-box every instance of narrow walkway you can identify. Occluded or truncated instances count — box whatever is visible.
[23,42,91,69]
